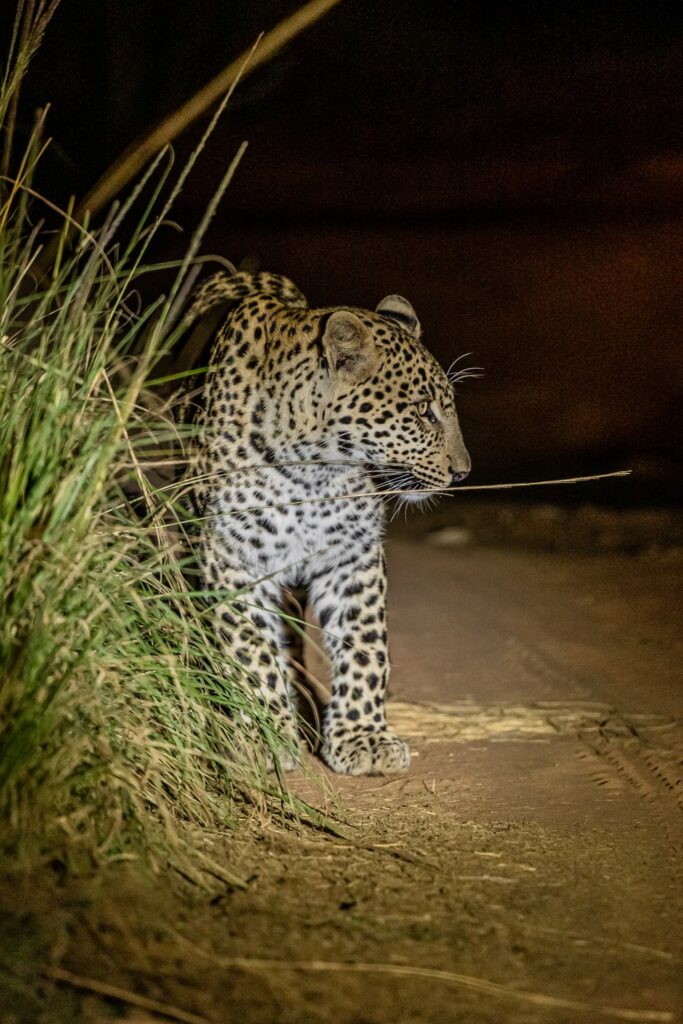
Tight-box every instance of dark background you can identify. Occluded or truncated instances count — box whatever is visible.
[5,0,683,499]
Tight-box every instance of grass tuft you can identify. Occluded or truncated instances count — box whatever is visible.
[0,4,298,885]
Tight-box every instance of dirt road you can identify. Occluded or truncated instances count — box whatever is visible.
[285,533,683,1023]
[4,513,682,1024]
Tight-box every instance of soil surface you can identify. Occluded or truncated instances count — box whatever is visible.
[2,505,682,1024]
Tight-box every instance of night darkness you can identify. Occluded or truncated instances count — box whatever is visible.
[4,0,683,490]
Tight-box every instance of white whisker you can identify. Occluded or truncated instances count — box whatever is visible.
[448,365,484,385]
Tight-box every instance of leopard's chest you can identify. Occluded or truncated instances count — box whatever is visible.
[212,465,383,584]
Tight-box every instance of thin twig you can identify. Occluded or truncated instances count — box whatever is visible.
[180,469,632,522]
[244,467,631,509]
[408,469,632,494]
[43,965,211,1024]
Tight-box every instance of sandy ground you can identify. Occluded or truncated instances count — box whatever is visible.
[2,507,682,1024]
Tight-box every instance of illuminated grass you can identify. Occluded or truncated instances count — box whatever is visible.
[0,5,306,884]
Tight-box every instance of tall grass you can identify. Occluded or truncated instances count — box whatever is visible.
[0,5,293,885]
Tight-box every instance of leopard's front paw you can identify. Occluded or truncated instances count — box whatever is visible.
[234,714,301,773]
[321,728,410,776]
[265,724,302,773]
[268,745,302,773]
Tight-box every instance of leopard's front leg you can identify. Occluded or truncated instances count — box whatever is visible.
[202,535,301,770]
[309,543,410,775]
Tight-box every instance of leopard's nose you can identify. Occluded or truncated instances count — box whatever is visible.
[450,467,470,484]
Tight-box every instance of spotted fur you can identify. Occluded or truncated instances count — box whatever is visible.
[185,270,470,775]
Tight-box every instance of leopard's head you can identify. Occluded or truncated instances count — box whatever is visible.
[320,296,472,502]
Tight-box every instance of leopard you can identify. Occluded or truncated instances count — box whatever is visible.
[183,269,471,775]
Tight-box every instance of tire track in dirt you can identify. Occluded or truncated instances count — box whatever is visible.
[506,632,683,826]
[392,542,683,830]
[390,696,683,859]
[575,718,683,856]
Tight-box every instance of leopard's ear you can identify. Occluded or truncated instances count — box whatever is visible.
[322,310,380,383]
[376,295,421,339]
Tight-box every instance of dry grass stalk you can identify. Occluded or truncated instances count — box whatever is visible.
[167,951,675,1022]
[43,966,210,1024]
[76,0,343,222]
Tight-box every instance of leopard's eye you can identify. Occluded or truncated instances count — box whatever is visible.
[417,400,439,424]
